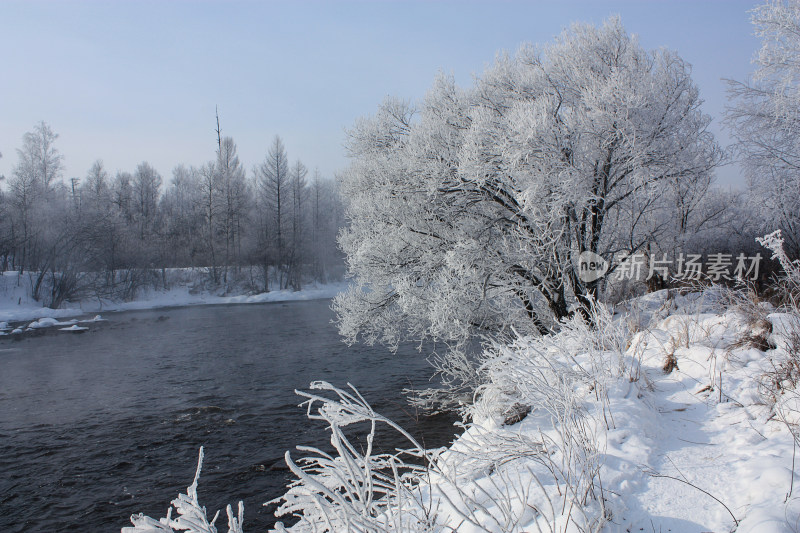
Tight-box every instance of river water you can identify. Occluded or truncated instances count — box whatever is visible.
[0,299,459,532]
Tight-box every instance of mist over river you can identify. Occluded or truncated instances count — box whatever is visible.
[0,299,458,532]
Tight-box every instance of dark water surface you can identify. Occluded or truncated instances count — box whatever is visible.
[0,300,458,532]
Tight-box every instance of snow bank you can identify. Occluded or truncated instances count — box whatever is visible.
[0,272,89,322]
[59,325,88,332]
[0,269,348,324]
[102,282,349,312]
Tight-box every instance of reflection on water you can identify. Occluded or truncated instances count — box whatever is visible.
[0,300,458,532]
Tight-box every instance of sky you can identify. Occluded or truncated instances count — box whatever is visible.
[0,0,760,188]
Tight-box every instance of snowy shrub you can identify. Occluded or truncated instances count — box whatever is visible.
[758,230,800,301]
[122,447,244,533]
[475,301,632,418]
[725,288,775,354]
[407,345,484,415]
[271,363,621,533]
[270,381,439,532]
[273,302,631,533]
[417,306,627,531]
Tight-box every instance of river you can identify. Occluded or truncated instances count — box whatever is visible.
[0,299,458,532]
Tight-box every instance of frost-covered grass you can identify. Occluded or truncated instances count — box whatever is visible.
[122,447,244,533]
[125,284,800,532]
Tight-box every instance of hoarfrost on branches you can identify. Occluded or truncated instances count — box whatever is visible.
[271,345,620,533]
[122,447,244,533]
[727,0,800,257]
[335,17,721,401]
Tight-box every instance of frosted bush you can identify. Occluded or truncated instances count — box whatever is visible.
[758,230,800,298]
[273,303,626,533]
[270,381,438,532]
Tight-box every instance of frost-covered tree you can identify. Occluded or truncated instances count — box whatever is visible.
[7,122,65,271]
[287,159,308,290]
[83,160,110,209]
[15,121,63,193]
[80,160,114,271]
[112,170,134,223]
[256,136,291,288]
[131,162,162,242]
[0,152,11,271]
[216,136,248,279]
[8,157,40,271]
[161,164,204,267]
[727,0,800,258]
[309,168,343,282]
[335,18,721,385]
[197,161,222,283]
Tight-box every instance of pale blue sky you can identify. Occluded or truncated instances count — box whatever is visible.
[0,0,759,187]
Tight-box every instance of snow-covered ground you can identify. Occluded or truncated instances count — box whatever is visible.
[423,290,800,532]
[122,289,800,532]
[601,298,798,532]
[0,270,348,326]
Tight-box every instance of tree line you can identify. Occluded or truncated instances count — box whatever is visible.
[0,123,345,308]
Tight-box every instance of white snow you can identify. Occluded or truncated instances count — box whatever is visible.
[59,325,88,332]
[427,290,800,532]
[27,317,61,329]
[600,307,798,532]
[273,290,800,532]
[0,270,348,324]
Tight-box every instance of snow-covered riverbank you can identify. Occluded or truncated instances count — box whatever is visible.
[124,288,800,532]
[267,289,800,532]
[0,270,348,325]
[419,289,800,532]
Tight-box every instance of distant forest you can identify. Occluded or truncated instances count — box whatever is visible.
[0,121,345,308]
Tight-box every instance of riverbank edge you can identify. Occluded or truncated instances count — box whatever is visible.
[0,274,349,325]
